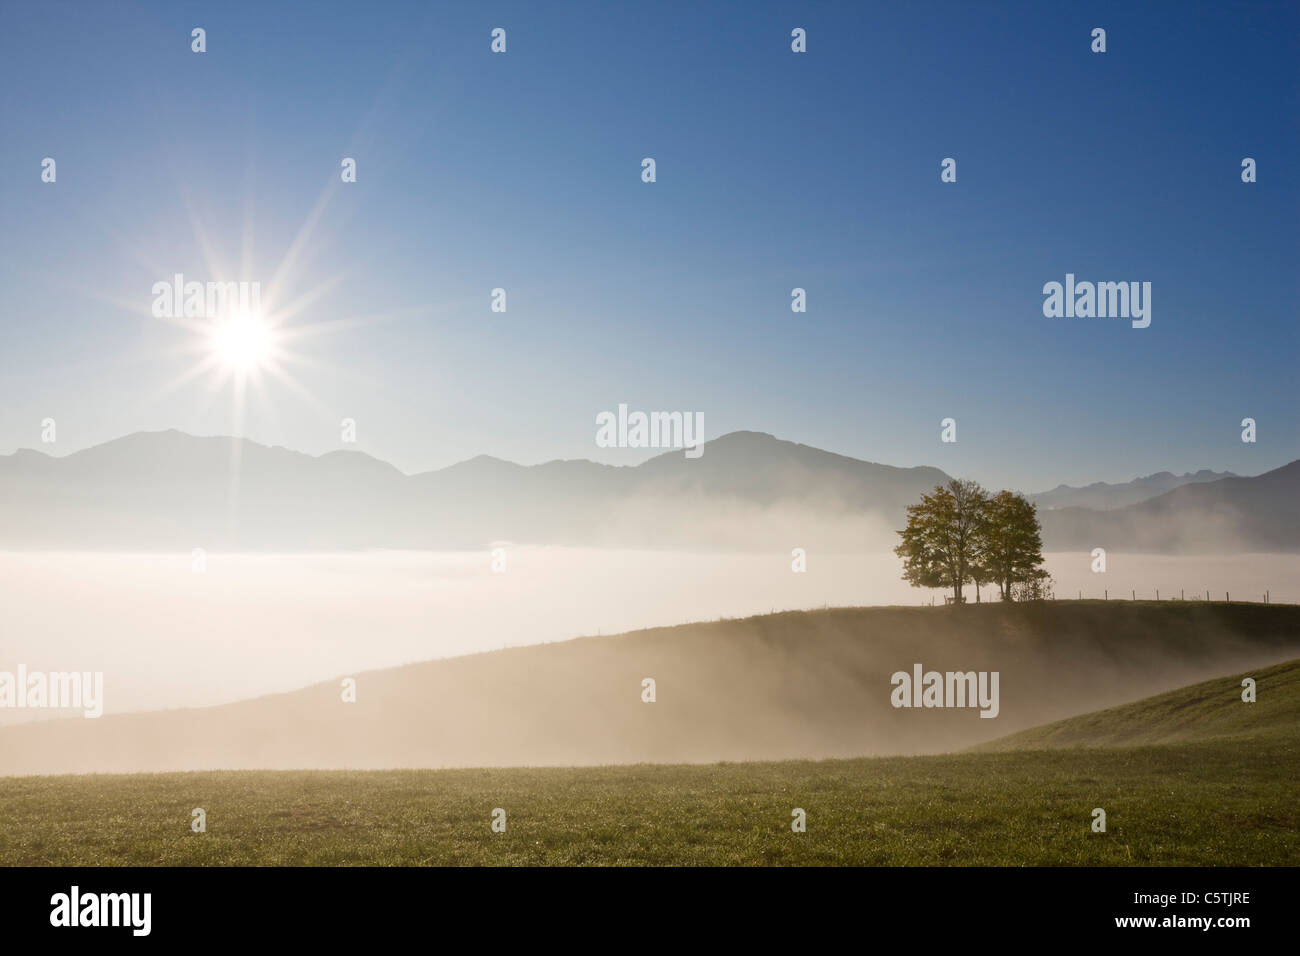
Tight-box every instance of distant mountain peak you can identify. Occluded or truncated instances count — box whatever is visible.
[1032,468,1238,511]
[2,427,1290,554]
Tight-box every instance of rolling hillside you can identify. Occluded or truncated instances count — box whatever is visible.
[3,601,1299,776]
[977,656,1300,750]
[3,651,1297,865]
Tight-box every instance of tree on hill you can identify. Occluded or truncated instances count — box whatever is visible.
[979,490,1047,601]
[894,479,989,604]
[896,481,1047,604]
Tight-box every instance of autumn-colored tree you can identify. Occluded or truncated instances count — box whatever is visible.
[977,490,1046,601]
[894,479,989,604]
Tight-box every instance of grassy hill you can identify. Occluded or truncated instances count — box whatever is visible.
[977,657,1300,750]
[2,655,1296,865]
[3,601,1300,775]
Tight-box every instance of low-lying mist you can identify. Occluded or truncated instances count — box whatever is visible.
[3,601,1299,775]
[1,548,1297,724]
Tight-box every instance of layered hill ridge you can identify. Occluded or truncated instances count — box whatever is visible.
[1,429,1295,551]
[1030,469,1236,511]
[0,429,949,551]
[1037,459,1300,553]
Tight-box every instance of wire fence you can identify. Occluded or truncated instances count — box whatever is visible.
[931,589,1273,606]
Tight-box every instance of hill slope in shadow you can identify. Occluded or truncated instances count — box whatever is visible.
[3,602,1300,775]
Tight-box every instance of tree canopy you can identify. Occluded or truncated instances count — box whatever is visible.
[895,480,1046,603]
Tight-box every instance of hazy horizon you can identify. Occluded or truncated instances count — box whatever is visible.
[3,547,1297,726]
[0,424,1289,492]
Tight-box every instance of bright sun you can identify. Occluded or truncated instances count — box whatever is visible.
[212,312,272,372]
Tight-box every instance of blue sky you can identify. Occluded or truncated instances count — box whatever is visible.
[0,0,1295,491]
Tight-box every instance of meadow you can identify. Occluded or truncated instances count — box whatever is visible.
[3,659,1295,866]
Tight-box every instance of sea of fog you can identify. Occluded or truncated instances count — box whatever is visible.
[1,549,1297,722]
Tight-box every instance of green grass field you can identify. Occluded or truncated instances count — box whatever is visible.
[2,659,1296,866]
